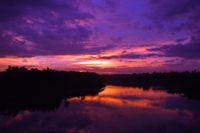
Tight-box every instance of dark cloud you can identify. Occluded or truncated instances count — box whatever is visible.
[81,0,118,13]
[163,59,186,67]
[120,53,142,59]
[22,59,28,62]
[148,0,161,5]
[0,0,82,22]
[164,59,199,67]
[143,53,163,58]
[148,36,200,59]
[100,53,161,59]
[144,0,200,35]
[139,44,157,47]
[110,36,127,43]
[147,0,200,21]
[89,44,116,53]
[175,38,188,43]
[104,0,117,12]
[141,25,153,31]
[0,31,28,57]
[165,60,175,63]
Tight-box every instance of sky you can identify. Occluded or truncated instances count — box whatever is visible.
[0,0,200,74]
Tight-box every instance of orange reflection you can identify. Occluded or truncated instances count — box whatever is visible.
[14,114,23,120]
[66,85,197,133]
[69,85,180,109]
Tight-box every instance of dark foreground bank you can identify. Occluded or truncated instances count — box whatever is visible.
[101,71,200,100]
[0,66,105,117]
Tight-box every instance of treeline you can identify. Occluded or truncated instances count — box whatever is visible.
[0,66,105,90]
[101,71,200,100]
[101,71,200,88]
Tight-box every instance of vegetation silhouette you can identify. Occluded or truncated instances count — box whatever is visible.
[101,71,200,100]
[0,66,105,117]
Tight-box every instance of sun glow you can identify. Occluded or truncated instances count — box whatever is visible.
[76,61,110,66]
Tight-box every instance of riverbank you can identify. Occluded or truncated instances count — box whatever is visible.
[101,71,200,100]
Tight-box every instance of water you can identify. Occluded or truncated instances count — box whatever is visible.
[0,85,200,133]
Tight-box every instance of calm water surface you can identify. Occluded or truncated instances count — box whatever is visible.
[1,85,200,133]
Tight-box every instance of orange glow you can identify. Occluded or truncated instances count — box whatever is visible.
[100,97,125,105]
[0,53,195,74]
[14,114,23,120]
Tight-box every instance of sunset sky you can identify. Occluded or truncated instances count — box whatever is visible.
[0,0,200,74]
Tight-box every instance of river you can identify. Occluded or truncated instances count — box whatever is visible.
[0,85,200,132]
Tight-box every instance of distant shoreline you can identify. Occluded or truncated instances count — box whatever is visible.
[101,71,200,100]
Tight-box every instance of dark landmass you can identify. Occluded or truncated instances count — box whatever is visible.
[101,71,200,100]
[0,66,105,117]
[0,87,104,118]
[0,66,105,90]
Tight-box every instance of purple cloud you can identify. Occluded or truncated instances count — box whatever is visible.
[148,36,200,59]
[0,0,103,57]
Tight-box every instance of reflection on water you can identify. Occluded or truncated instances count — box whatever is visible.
[0,85,200,133]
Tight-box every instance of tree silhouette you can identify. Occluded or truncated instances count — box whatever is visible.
[19,66,27,71]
